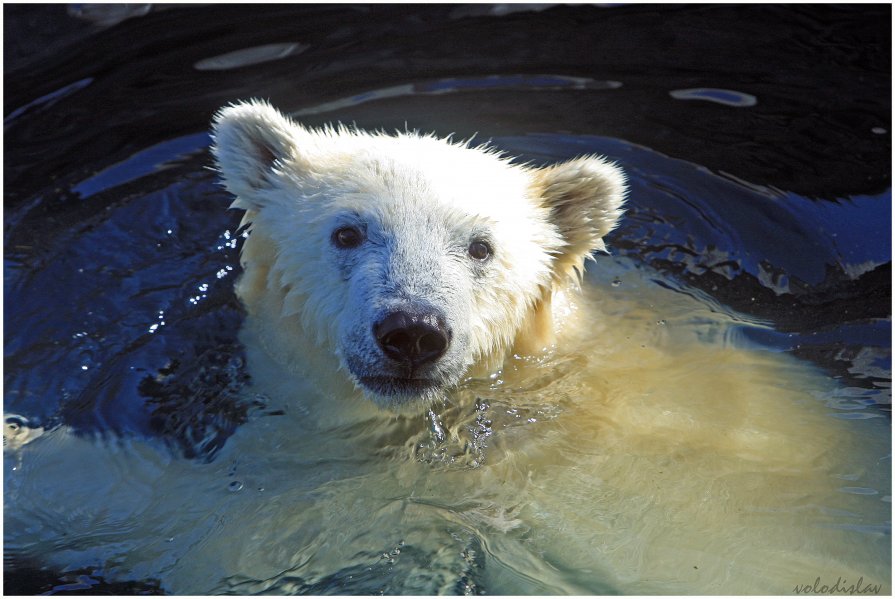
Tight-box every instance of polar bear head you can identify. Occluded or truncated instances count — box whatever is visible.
[211,100,625,409]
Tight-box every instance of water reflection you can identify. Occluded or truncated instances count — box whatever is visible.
[669,87,758,107]
[194,42,309,71]
[294,75,622,116]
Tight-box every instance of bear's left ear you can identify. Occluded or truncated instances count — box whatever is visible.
[210,100,307,206]
[531,155,627,283]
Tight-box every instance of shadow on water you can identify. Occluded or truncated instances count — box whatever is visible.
[3,3,890,595]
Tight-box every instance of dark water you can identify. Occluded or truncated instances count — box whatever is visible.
[4,4,891,594]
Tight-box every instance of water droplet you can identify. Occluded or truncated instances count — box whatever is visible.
[872,127,887,134]
[228,481,244,492]
[428,410,445,443]
[611,279,622,287]
[656,319,666,326]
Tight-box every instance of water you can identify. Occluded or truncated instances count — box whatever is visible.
[4,4,890,595]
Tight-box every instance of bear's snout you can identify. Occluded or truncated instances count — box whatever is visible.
[374,309,451,368]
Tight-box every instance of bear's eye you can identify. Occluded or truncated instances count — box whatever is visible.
[332,226,365,249]
[468,239,492,261]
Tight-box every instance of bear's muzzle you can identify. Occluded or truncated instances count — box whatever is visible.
[373,309,451,369]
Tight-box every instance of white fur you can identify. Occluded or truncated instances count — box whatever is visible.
[211,100,626,408]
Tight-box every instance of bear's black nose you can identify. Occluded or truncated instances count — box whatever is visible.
[374,310,450,367]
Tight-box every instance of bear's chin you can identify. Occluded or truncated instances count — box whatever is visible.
[361,376,439,398]
[355,376,449,409]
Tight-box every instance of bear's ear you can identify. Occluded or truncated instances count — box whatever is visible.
[531,155,627,283]
[210,100,305,205]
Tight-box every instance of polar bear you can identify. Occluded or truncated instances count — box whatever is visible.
[210,100,625,409]
[3,102,887,594]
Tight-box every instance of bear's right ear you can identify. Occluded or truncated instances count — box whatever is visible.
[210,100,305,205]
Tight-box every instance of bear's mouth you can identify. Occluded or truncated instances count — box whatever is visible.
[358,375,441,397]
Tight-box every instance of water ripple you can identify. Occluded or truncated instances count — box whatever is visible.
[293,75,621,116]
[194,43,309,71]
[669,87,757,107]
